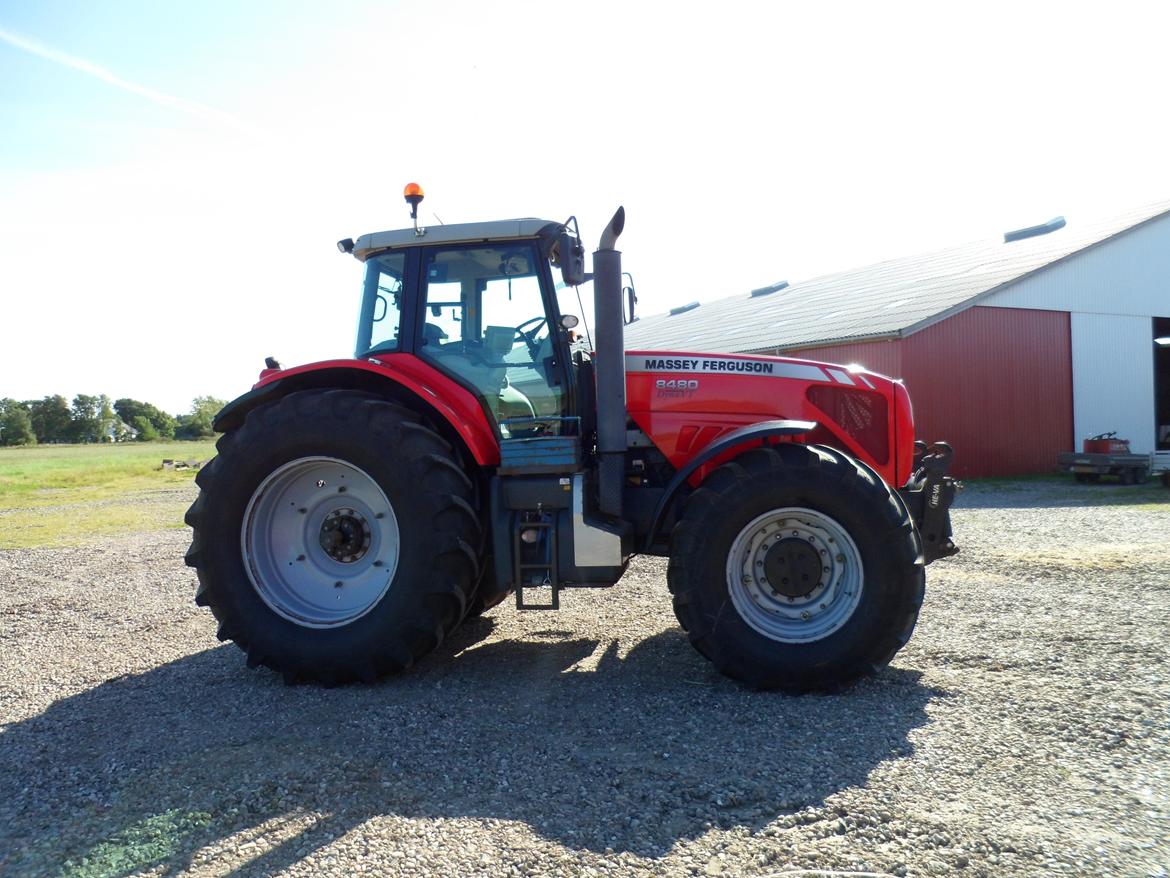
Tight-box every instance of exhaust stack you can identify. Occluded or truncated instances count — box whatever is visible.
[593,207,626,518]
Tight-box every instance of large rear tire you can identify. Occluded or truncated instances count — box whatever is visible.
[667,444,924,692]
[184,390,480,683]
[464,566,510,617]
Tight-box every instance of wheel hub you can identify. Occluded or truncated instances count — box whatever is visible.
[763,537,822,598]
[725,508,864,644]
[241,457,400,629]
[319,508,371,563]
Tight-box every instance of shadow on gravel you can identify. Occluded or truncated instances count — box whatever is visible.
[0,617,943,875]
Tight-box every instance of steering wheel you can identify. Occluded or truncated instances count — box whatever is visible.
[514,316,547,359]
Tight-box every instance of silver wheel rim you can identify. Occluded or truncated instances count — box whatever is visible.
[242,456,400,628]
[725,507,863,643]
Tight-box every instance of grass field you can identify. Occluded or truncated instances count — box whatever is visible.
[0,441,217,549]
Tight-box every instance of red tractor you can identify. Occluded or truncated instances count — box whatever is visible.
[185,188,959,691]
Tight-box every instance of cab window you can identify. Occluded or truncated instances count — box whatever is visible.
[356,251,405,355]
[418,244,564,433]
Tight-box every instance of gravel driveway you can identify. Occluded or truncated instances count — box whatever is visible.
[0,480,1167,877]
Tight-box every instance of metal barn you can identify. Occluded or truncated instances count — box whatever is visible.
[625,202,1170,478]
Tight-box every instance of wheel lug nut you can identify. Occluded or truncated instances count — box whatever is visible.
[334,581,343,588]
[800,611,810,620]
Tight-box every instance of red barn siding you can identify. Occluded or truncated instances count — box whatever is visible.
[784,306,1073,479]
[901,307,1072,478]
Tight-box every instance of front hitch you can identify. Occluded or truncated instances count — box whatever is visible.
[898,441,961,564]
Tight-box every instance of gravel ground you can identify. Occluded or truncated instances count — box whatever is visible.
[0,480,1167,878]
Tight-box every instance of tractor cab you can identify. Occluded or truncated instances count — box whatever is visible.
[347,212,583,438]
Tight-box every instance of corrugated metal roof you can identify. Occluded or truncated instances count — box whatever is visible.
[624,200,1170,353]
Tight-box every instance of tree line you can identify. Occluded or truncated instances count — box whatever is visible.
[0,395,227,447]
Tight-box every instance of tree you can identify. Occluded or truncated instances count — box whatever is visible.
[131,415,160,442]
[114,398,175,440]
[27,395,72,443]
[0,400,37,446]
[175,396,226,440]
[70,394,117,443]
[69,394,102,443]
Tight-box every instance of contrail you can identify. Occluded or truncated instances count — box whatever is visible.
[0,25,262,136]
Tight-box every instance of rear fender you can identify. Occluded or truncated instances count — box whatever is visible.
[213,356,501,467]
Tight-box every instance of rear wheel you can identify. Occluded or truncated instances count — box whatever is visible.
[464,564,510,617]
[668,444,924,692]
[184,390,480,683]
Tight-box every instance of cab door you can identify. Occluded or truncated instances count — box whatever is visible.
[413,242,571,434]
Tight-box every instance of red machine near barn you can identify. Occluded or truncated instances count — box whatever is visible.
[185,187,960,692]
[1057,432,1152,484]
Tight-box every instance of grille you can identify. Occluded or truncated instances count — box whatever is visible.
[806,386,889,465]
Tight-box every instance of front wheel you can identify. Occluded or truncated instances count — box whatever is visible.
[668,444,925,692]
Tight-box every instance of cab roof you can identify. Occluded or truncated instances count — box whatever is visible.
[352,218,560,262]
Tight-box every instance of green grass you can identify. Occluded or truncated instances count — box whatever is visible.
[59,809,213,878]
[0,441,217,549]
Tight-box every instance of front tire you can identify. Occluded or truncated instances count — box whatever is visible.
[667,444,924,692]
[184,390,480,683]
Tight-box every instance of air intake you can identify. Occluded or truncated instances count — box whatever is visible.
[750,281,789,298]
[1004,216,1066,243]
[669,301,700,316]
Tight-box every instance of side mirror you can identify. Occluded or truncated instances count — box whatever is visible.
[623,274,638,324]
[561,314,579,330]
[555,230,587,287]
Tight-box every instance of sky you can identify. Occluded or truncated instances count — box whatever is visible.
[2,0,1169,414]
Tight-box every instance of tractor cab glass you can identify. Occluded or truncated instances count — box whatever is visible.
[356,251,406,355]
[417,243,565,434]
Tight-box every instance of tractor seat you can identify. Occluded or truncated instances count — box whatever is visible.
[422,323,449,347]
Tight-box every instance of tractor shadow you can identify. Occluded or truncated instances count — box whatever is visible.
[0,617,940,875]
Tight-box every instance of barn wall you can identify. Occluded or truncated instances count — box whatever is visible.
[900,306,1073,478]
[984,211,1170,316]
[1070,313,1157,452]
[789,306,1073,479]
